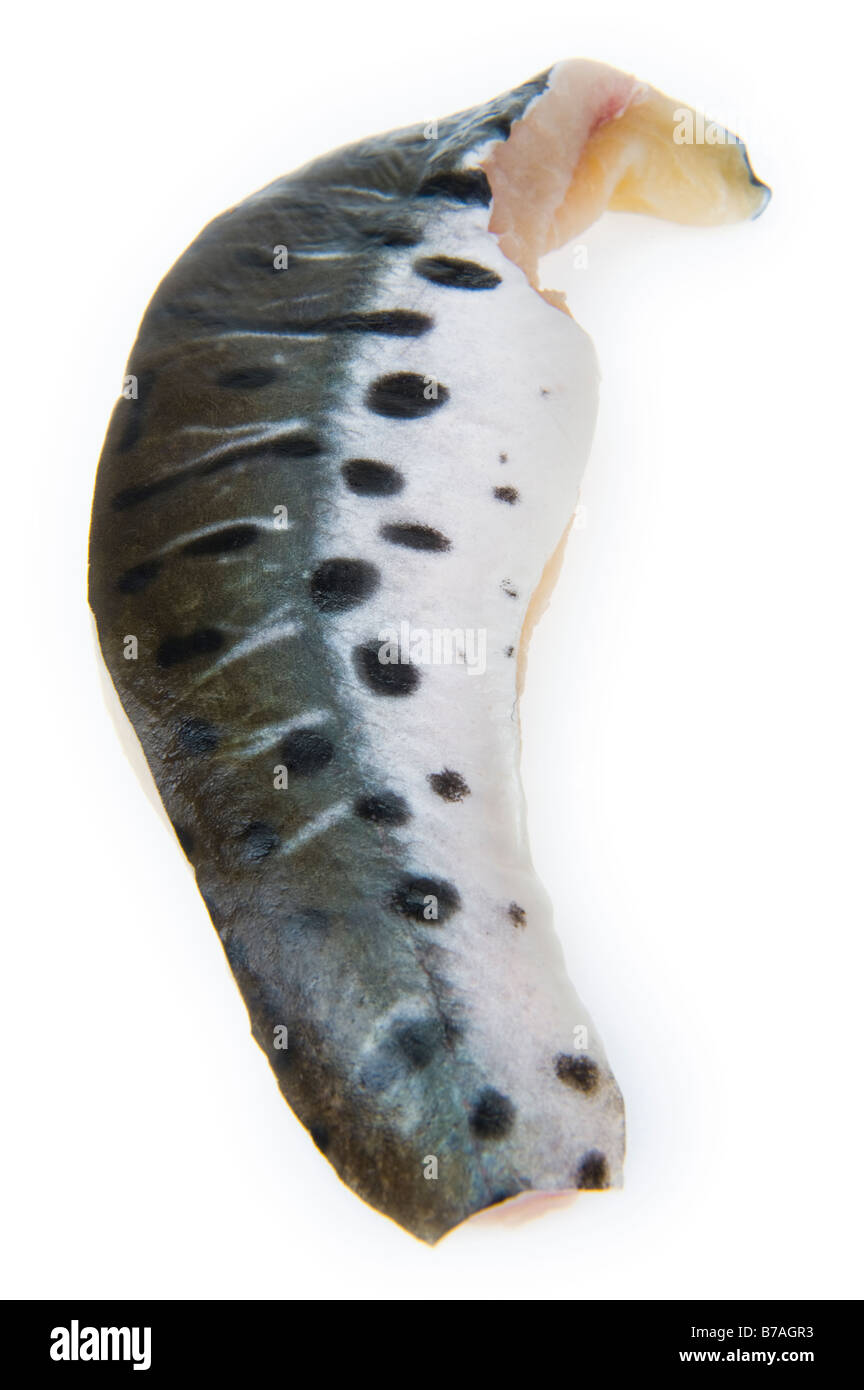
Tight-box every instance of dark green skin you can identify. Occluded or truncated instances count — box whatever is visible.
[89,72,552,1242]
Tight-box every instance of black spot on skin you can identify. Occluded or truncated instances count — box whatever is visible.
[158,304,429,341]
[393,1018,443,1070]
[418,169,492,206]
[380,522,451,552]
[504,645,514,657]
[363,224,422,249]
[267,434,323,459]
[508,902,526,928]
[355,791,411,825]
[502,581,518,598]
[576,1151,610,1189]
[353,642,421,697]
[341,458,404,496]
[217,366,278,389]
[555,1054,600,1094]
[173,824,196,859]
[365,372,449,419]
[183,524,260,556]
[239,821,279,863]
[494,486,519,505]
[428,769,470,802]
[391,875,461,923]
[326,310,433,337]
[280,728,334,774]
[469,1088,515,1139]
[310,1125,330,1154]
[116,559,161,593]
[413,255,502,290]
[310,557,380,612]
[156,628,224,668]
[177,717,220,754]
[111,477,178,510]
[499,452,508,463]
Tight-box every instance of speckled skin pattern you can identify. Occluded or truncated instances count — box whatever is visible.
[88,67,627,1242]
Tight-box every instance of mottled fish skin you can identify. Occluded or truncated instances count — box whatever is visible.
[88,67,627,1243]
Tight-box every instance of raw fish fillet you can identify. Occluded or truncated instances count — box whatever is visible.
[88,59,769,1241]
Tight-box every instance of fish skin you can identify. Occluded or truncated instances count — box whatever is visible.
[89,60,764,1241]
[92,69,584,1243]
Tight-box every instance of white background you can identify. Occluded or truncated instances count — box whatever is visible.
[3,0,862,1300]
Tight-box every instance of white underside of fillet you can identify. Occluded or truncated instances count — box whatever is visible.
[296,191,625,1188]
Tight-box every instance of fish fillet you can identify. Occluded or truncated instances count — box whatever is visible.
[88,58,769,1242]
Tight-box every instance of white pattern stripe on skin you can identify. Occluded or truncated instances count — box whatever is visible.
[280,801,351,856]
[228,710,333,757]
[327,186,402,201]
[279,249,380,259]
[151,516,294,555]
[139,425,317,481]
[183,617,299,693]
[180,420,309,437]
[171,330,331,347]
